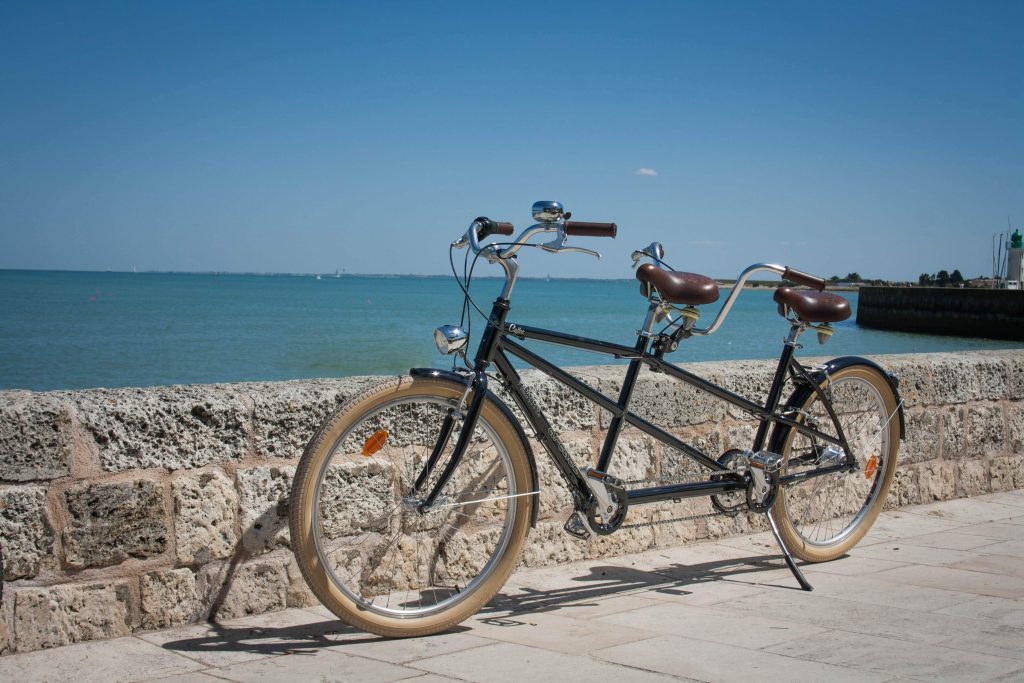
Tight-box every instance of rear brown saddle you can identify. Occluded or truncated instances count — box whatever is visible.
[636,263,851,323]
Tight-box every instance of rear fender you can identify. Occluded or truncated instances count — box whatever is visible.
[410,368,540,527]
[769,356,905,454]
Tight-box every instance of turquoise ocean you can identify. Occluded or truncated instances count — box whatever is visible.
[2,270,1021,392]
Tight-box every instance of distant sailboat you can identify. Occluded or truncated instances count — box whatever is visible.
[315,274,321,280]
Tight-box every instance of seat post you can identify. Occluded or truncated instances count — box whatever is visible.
[595,301,659,472]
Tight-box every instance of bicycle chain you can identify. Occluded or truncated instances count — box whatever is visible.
[614,474,734,529]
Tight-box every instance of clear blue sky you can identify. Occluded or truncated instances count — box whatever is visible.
[1,1,1021,280]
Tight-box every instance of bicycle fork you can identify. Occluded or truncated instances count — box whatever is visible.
[414,371,489,512]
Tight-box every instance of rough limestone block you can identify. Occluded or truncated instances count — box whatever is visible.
[722,422,756,452]
[520,369,597,433]
[957,460,988,497]
[0,392,73,481]
[237,466,294,554]
[901,409,941,464]
[639,368,727,427]
[198,559,288,619]
[0,609,10,655]
[941,408,965,459]
[1003,353,1024,400]
[990,455,1024,492]
[930,355,1009,404]
[965,404,1005,458]
[662,428,722,483]
[520,520,588,567]
[172,470,239,564]
[701,359,776,420]
[1008,403,1024,453]
[248,377,381,459]
[918,461,956,502]
[62,479,167,569]
[73,385,250,472]
[140,569,200,630]
[0,485,54,580]
[533,436,588,518]
[608,433,656,483]
[282,554,317,608]
[881,355,935,408]
[885,467,920,509]
[13,581,132,652]
[589,524,655,558]
[651,510,701,548]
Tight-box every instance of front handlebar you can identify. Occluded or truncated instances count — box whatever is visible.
[458,215,615,260]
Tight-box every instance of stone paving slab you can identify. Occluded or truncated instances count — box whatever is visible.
[2,491,1023,682]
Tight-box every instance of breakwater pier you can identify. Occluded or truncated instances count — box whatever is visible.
[857,286,1024,341]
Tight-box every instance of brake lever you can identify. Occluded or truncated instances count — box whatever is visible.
[540,230,601,259]
[555,245,602,259]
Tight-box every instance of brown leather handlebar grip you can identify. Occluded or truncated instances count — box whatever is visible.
[492,221,514,236]
[783,266,826,291]
[564,221,617,238]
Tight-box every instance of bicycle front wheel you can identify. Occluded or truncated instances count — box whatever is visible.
[772,362,900,562]
[289,376,533,637]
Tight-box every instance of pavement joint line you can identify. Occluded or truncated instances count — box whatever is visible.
[126,633,212,670]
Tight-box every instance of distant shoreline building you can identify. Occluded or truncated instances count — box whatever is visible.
[1008,229,1023,290]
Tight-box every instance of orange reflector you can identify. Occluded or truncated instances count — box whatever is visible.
[362,430,388,457]
[865,455,879,479]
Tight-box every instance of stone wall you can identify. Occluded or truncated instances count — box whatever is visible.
[1,350,1022,654]
[858,286,1024,340]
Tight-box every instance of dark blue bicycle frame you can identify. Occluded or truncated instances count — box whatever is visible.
[417,296,857,514]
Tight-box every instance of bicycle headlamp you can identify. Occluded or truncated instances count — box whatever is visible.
[433,325,468,355]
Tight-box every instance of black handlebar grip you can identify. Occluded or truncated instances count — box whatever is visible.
[492,221,515,236]
[783,266,826,291]
[564,221,617,238]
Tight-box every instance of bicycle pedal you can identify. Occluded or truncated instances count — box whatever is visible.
[562,511,592,540]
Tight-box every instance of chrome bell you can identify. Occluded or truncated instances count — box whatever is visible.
[532,200,565,223]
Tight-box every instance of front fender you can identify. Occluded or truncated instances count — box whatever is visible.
[410,368,540,527]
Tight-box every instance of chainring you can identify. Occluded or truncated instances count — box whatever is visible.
[710,449,749,515]
[585,481,629,535]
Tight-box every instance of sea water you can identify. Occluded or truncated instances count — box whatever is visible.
[1,270,1020,391]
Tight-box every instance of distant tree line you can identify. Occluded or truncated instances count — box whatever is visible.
[918,270,964,287]
[813,270,968,288]
[825,272,891,286]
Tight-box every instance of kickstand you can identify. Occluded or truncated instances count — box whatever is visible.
[767,510,813,591]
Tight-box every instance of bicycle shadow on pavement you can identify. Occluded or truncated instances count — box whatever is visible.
[156,553,800,658]
[156,616,475,658]
[483,553,805,618]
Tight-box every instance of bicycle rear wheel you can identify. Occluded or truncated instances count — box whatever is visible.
[289,376,533,637]
[771,363,900,562]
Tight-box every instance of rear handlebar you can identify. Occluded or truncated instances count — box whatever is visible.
[782,266,826,291]
[564,221,617,238]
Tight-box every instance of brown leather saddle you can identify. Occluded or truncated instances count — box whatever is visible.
[636,263,719,305]
[774,287,851,323]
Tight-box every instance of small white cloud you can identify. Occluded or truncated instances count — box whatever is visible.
[634,167,658,177]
